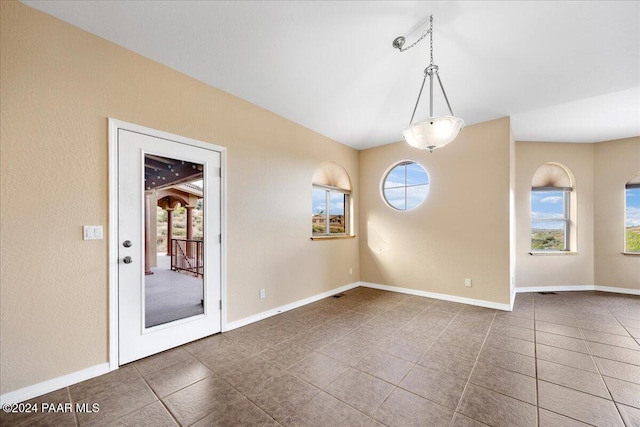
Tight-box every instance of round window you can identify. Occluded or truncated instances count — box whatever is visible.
[382,161,430,211]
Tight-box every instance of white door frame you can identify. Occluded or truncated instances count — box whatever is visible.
[108,118,228,371]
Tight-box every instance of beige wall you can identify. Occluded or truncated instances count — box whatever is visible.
[594,137,640,290]
[515,142,595,288]
[515,138,640,291]
[0,1,359,394]
[358,118,513,306]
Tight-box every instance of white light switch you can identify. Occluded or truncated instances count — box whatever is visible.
[83,225,104,240]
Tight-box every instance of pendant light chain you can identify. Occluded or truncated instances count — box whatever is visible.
[394,29,430,53]
[429,15,434,67]
[428,15,434,118]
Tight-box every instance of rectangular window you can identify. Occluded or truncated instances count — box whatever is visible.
[312,186,348,236]
[531,189,569,251]
[626,187,640,253]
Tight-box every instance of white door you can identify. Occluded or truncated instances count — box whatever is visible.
[117,127,221,365]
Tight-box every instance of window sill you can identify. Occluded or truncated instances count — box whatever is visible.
[310,235,356,241]
[529,251,578,256]
[622,252,640,256]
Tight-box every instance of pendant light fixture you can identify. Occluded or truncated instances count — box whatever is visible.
[393,15,464,152]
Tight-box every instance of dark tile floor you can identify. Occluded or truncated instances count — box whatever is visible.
[2,288,640,426]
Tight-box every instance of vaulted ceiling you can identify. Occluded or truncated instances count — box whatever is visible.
[22,1,640,150]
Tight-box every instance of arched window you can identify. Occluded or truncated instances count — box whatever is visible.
[625,172,640,253]
[531,163,573,251]
[382,161,430,211]
[312,161,351,236]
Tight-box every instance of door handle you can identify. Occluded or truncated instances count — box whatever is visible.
[123,240,132,248]
[123,256,133,264]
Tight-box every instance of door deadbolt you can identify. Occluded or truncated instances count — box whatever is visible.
[123,256,133,264]
[122,240,132,248]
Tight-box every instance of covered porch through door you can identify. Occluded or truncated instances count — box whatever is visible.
[143,154,206,327]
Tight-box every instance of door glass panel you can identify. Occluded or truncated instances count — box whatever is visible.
[144,154,205,328]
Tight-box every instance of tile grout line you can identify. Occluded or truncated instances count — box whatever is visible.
[392,303,469,425]
[303,297,435,425]
[195,293,398,426]
[65,386,80,427]
[533,293,540,427]
[132,362,185,427]
[573,298,617,402]
[288,298,418,423]
[190,342,318,426]
[534,293,591,427]
[233,374,319,427]
[536,293,627,426]
[345,299,436,425]
[316,301,469,425]
[370,302,476,426]
[585,296,630,425]
[66,364,166,426]
[375,298,442,385]
[448,308,498,427]
[534,294,636,381]
[449,297,597,426]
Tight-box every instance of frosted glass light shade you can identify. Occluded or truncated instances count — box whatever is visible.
[402,116,465,150]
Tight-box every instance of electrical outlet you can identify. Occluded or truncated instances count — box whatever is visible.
[465,278,472,287]
[349,267,353,275]
[259,289,266,299]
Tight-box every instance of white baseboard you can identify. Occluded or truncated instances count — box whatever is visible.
[0,363,111,405]
[224,282,361,331]
[359,282,512,311]
[594,285,640,295]
[515,285,594,293]
[516,285,640,296]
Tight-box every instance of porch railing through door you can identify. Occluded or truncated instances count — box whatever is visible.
[171,239,204,277]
